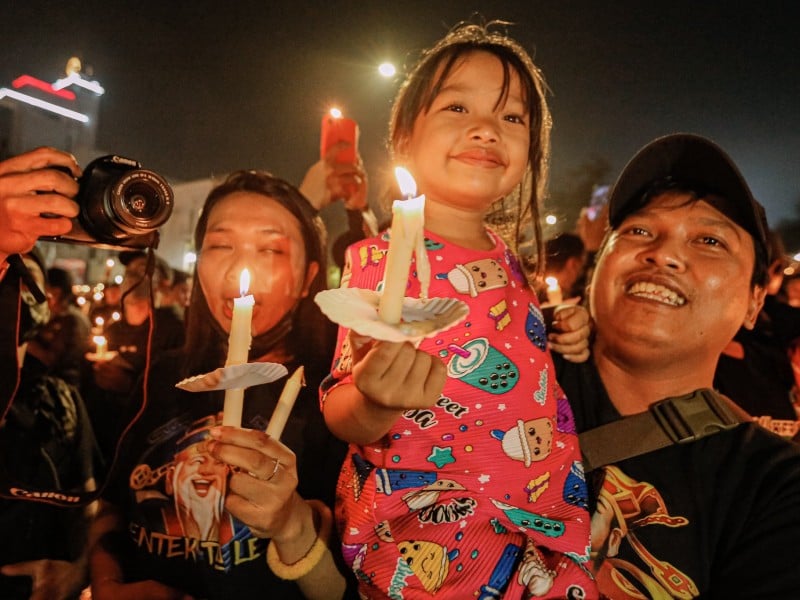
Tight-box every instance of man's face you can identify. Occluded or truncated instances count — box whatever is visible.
[590,192,765,364]
[172,448,228,503]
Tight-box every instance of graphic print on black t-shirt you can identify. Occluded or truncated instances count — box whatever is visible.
[590,467,697,598]
[127,410,265,573]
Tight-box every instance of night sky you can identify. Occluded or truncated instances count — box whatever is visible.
[3,1,799,236]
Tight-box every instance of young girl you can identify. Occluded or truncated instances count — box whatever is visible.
[321,23,596,599]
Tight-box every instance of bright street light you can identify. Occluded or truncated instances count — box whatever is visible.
[378,62,396,78]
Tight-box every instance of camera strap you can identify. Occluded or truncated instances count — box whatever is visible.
[579,388,746,472]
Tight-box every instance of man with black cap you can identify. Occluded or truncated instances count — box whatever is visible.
[553,133,800,598]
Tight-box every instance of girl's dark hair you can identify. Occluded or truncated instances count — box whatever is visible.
[389,20,552,281]
[182,171,334,378]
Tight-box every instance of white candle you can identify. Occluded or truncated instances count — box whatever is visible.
[93,335,108,359]
[545,276,563,305]
[265,366,304,440]
[378,167,428,324]
[223,268,255,427]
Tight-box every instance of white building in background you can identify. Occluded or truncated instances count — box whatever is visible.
[0,58,201,284]
[0,59,347,286]
[158,178,216,272]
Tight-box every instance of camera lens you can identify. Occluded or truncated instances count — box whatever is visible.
[108,170,174,234]
[122,182,164,220]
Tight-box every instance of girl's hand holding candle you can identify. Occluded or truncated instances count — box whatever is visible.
[223,268,255,427]
[265,366,304,440]
[378,167,430,324]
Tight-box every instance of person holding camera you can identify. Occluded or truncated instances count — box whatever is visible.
[0,147,81,406]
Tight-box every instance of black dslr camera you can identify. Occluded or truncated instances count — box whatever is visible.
[46,155,174,249]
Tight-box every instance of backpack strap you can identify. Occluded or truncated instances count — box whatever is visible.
[579,388,745,472]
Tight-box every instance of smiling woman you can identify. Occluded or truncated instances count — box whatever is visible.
[88,171,351,600]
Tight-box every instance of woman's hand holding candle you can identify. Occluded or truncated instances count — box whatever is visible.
[223,268,254,427]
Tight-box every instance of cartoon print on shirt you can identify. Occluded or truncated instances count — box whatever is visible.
[358,243,387,270]
[525,472,551,503]
[491,417,554,466]
[517,537,556,597]
[447,337,519,394]
[563,461,589,511]
[444,257,509,297]
[488,299,512,331]
[401,479,466,510]
[490,499,566,539]
[397,539,458,594]
[526,303,547,351]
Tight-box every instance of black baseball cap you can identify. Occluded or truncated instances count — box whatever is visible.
[607,133,768,257]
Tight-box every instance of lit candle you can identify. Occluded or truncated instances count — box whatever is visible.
[222,268,255,427]
[93,335,108,360]
[545,276,563,305]
[265,366,304,440]
[378,167,429,324]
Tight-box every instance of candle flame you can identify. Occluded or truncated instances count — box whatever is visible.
[545,276,560,290]
[329,107,342,118]
[93,335,106,346]
[394,166,417,198]
[239,268,251,296]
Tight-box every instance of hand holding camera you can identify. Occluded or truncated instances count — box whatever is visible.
[45,154,174,249]
[0,147,81,262]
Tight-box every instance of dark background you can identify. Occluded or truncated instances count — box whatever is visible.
[3,1,799,242]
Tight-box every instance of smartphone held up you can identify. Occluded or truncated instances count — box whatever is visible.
[320,108,359,164]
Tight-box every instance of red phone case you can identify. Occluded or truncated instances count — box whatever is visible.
[320,116,359,163]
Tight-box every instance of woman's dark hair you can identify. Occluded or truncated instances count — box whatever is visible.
[389,20,551,281]
[182,171,334,379]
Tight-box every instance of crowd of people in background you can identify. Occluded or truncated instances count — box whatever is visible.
[1,18,800,600]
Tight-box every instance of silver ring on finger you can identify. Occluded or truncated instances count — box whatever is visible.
[265,457,281,482]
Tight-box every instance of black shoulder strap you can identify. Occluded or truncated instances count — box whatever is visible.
[579,388,745,472]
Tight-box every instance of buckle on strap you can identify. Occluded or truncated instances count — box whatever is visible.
[650,388,740,444]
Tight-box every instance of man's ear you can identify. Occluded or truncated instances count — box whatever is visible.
[743,285,767,330]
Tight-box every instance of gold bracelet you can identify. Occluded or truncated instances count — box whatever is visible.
[266,500,333,580]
